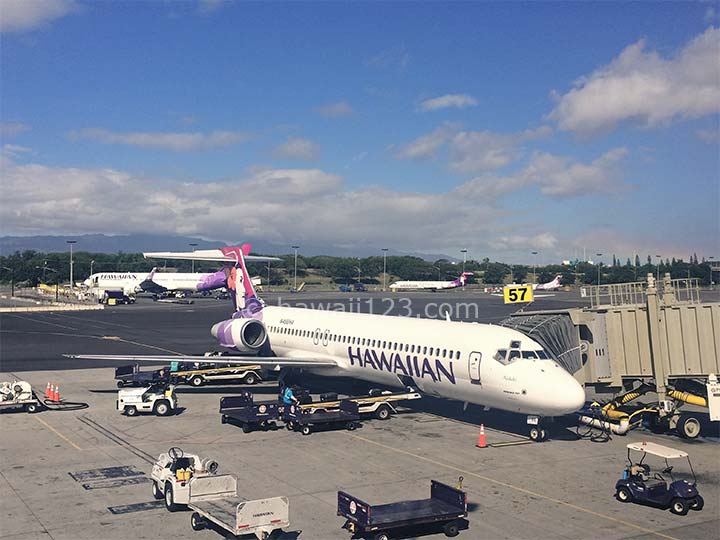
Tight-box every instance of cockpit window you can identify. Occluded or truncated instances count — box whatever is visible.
[522,351,538,359]
[494,349,509,365]
[508,350,521,362]
[510,340,521,349]
[536,350,549,359]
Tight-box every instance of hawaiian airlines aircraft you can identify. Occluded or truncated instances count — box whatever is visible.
[531,275,563,291]
[71,247,584,441]
[389,272,473,291]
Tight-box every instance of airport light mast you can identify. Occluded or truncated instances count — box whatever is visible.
[67,240,77,290]
[292,245,300,291]
[596,253,602,286]
[461,249,467,283]
[531,251,538,285]
[382,248,388,291]
[655,254,662,283]
[189,243,198,272]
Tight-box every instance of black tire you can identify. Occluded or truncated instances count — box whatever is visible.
[190,375,204,387]
[244,373,257,385]
[221,415,227,424]
[647,413,667,434]
[301,425,312,436]
[286,421,295,431]
[347,422,357,431]
[373,533,390,540]
[443,520,460,537]
[164,484,178,512]
[25,402,38,413]
[190,512,205,531]
[152,481,163,500]
[375,405,391,420]
[154,400,171,416]
[242,423,252,433]
[529,426,542,442]
[670,498,689,516]
[539,428,548,442]
[616,486,633,503]
[117,381,125,388]
[677,414,701,439]
[690,495,704,511]
[125,406,138,417]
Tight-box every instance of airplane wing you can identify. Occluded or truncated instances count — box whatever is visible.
[64,354,338,368]
[144,249,281,263]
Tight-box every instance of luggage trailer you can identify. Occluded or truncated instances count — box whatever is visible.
[338,479,469,540]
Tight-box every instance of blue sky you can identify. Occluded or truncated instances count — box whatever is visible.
[1,0,718,263]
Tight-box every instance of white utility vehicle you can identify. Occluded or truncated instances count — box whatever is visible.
[0,380,41,413]
[117,383,177,416]
[151,448,289,540]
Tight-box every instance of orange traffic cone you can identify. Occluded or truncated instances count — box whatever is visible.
[476,424,487,448]
[48,384,55,401]
[45,382,51,398]
[54,385,60,402]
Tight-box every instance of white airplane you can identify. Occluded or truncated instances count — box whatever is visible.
[530,274,563,291]
[70,246,585,441]
[389,272,473,291]
[83,247,277,297]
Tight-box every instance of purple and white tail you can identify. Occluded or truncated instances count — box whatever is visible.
[218,245,264,319]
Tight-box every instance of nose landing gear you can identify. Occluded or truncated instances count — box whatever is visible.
[527,415,549,442]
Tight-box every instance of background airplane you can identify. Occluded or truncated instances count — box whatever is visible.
[531,275,563,291]
[389,272,473,291]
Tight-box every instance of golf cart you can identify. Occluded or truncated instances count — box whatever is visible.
[615,441,704,516]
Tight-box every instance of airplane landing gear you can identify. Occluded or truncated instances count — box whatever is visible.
[527,416,549,442]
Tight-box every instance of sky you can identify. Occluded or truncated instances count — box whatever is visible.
[1,0,718,264]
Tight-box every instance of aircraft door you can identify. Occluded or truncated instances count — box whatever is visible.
[468,352,482,385]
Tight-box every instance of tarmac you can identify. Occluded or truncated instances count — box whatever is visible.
[0,290,718,540]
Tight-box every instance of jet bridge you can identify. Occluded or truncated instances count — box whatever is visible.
[501,274,720,439]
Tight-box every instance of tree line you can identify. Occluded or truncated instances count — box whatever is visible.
[0,249,716,287]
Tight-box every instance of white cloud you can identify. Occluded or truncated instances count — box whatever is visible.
[198,0,231,14]
[0,121,30,137]
[456,147,629,199]
[314,102,354,118]
[488,233,558,251]
[365,45,410,71]
[418,94,478,112]
[0,0,77,33]
[549,27,720,133]
[696,127,720,143]
[394,124,458,160]
[272,137,320,161]
[67,128,253,151]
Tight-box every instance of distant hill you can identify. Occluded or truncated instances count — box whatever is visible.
[0,234,454,261]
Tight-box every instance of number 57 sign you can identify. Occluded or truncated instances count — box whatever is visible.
[503,285,533,304]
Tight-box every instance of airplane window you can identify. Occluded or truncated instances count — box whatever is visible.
[405,344,409,352]
[393,343,397,350]
[372,339,376,347]
[510,340,521,349]
[429,347,434,356]
[494,349,509,365]
[508,350,521,362]
[456,351,461,360]
[536,350,549,359]
[382,341,387,348]
[442,349,447,357]
[522,351,538,359]
[423,346,427,354]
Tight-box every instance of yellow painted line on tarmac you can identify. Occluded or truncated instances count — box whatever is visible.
[348,433,681,540]
[35,416,83,451]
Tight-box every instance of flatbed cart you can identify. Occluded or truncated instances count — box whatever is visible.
[171,361,264,387]
[183,474,289,540]
[0,381,41,413]
[219,391,282,433]
[285,399,360,435]
[290,388,422,421]
[338,479,469,540]
[115,364,170,388]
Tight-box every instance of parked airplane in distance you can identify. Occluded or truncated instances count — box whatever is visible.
[83,247,277,297]
[531,275,563,291]
[389,272,473,291]
[71,249,584,441]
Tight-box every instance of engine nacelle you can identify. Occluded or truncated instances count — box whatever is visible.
[211,318,267,353]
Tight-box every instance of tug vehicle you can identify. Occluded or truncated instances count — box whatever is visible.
[117,382,177,416]
[0,380,41,413]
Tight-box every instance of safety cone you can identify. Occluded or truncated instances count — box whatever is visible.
[45,382,51,399]
[476,424,487,448]
[48,384,55,401]
[54,385,60,402]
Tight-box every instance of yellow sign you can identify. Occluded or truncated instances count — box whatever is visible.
[503,285,533,304]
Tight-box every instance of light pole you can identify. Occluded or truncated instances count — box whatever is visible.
[531,251,538,284]
[90,259,95,276]
[655,254,662,283]
[67,240,77,289]
[292,245,300,290]
[460,249,468,284]
[382,248,388,291]
[189,243,198,273]
[1,266,14,297]
[596,253,602,286]
[355,265,362,284]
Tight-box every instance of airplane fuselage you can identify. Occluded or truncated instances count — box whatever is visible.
[243,306,585,416]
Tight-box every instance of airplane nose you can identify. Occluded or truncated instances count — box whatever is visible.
[559,377,586,414]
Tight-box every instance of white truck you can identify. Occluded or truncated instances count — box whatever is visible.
[0,380,41,413]
[151,448,289,540]
[117,383,177,416]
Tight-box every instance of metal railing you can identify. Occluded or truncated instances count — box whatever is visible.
[581,274,701,309]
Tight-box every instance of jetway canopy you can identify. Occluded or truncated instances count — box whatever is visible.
[500,313,583,374]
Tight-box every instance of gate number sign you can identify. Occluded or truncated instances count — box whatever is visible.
[503,285,533,304]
